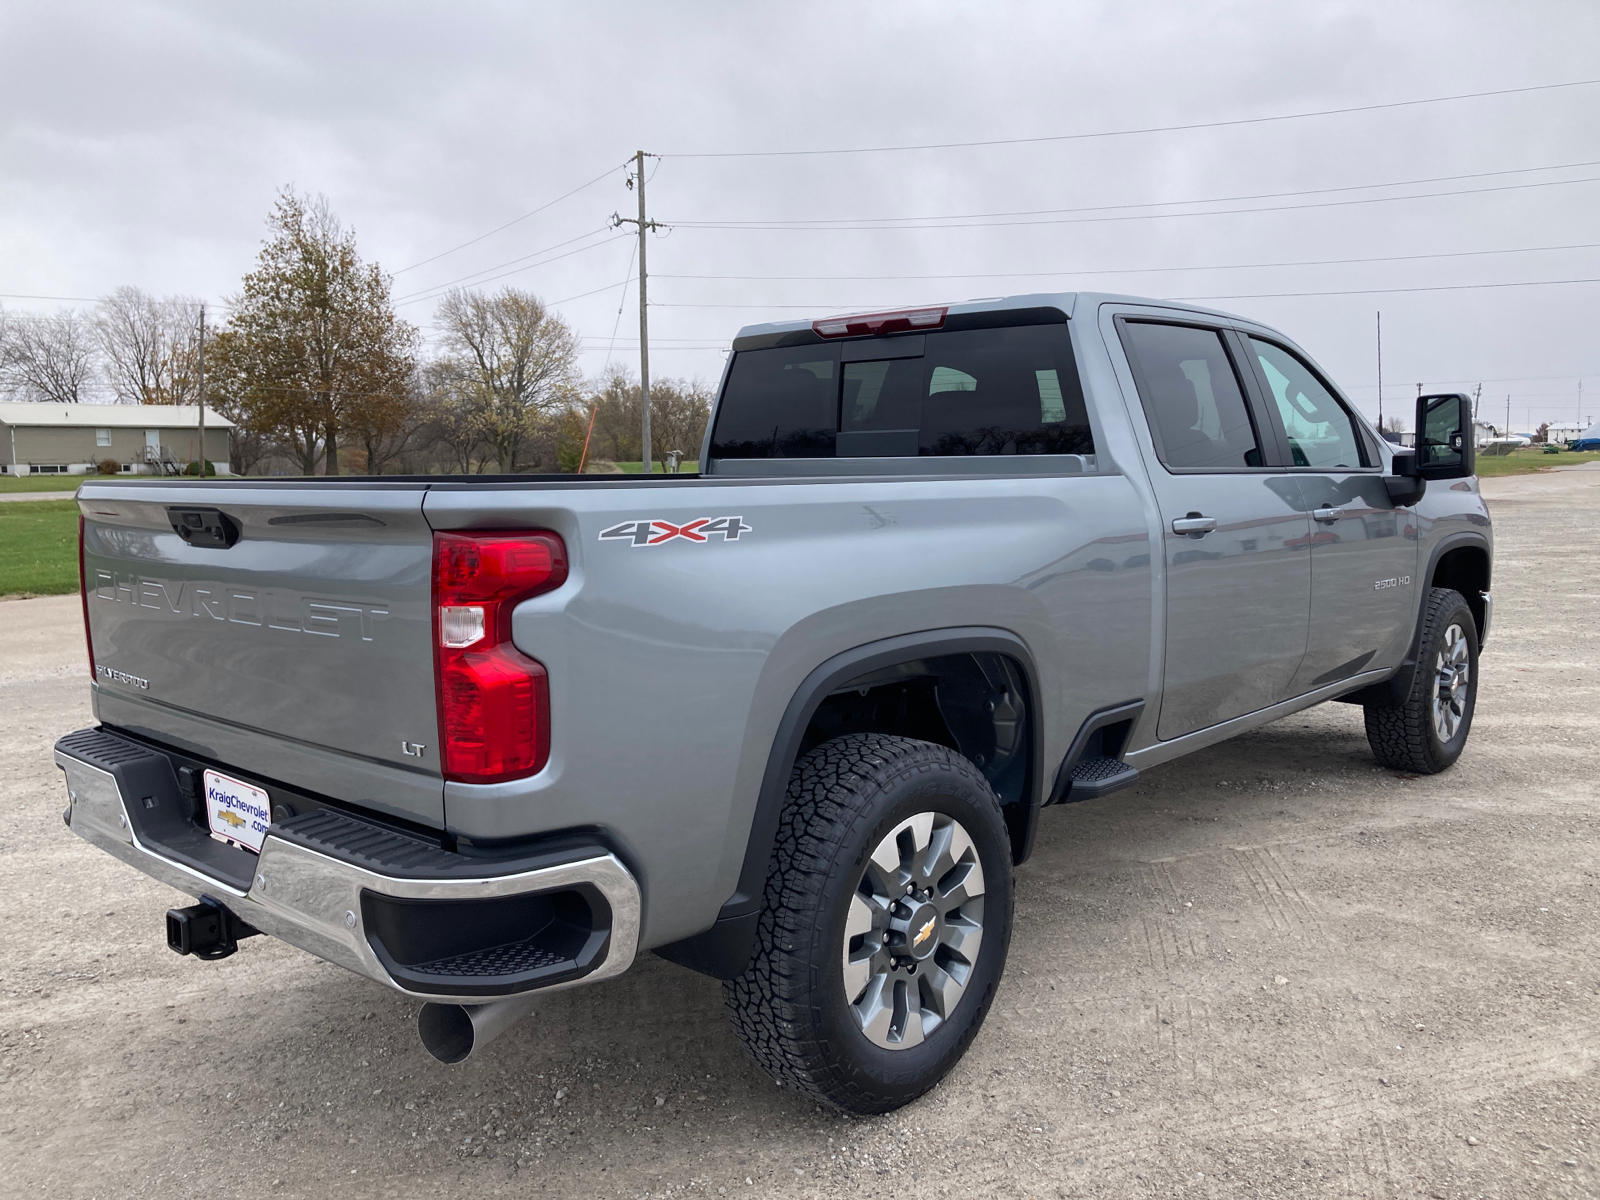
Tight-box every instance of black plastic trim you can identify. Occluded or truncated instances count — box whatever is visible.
[1047,699,1145,805]
[656,628,1042,981]
[361,884,611,998]
[1333,531,1491,708]
[56,726,620,884]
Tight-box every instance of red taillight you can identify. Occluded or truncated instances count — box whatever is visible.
[812,306,947,339]
[432,531,568,783]
[79,515,95,679]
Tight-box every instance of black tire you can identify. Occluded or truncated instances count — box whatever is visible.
[1364,587,1479,773]
[723,732,1013,1114]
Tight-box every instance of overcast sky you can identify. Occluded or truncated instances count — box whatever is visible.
[2,0,1597,430]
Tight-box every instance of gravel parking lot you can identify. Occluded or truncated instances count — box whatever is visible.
[2,468,1596,1199]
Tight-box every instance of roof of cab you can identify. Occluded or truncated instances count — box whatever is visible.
[731,290,1258,344]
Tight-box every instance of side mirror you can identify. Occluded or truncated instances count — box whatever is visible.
[1384,449,1426,506]
[1415,392,1476,480]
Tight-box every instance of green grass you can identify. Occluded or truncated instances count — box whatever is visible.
[1472,447,1600,477]
[0,500,80,597]
[0,474,93,493]
[605,460,700,475]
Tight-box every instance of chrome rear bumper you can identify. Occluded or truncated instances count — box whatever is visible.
[57,735,640,1005]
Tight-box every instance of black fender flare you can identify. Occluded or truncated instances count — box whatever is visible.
[656,626,1043,979]
[1336,530,1491,708]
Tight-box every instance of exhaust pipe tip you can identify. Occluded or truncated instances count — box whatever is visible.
[418,995,539,1064]
[418,1003,476,1064]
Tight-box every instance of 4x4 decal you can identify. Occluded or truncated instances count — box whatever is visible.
[598,516,752,547]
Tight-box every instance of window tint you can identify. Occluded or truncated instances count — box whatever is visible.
[708,344,838,458]
[918,325,1092,456]
[1121,322,1261,470]
[709,322,1093,459]
[1249,338,1369,470]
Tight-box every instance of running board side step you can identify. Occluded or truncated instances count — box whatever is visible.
[1062,755,1140,801]
[1047,699,1145,805]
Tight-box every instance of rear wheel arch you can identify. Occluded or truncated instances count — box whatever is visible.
[655,627,1041,980]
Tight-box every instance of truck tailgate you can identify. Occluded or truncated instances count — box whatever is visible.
[78,482,442,826]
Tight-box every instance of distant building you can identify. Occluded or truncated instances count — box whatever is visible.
[0,402,233,476]
[1545,422,1588,446]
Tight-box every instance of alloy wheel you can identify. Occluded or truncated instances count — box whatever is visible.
[1431,621,1471,743]
[842,811,986,1050]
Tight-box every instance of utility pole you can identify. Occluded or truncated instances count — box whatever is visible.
[1375,311,1383,432]
[1505,394,1511,436]
[1472,382,1481,423]
[197,304,206,477]
[611,152,660,475]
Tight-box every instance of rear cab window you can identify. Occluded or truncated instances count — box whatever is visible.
[709,316,1094,463]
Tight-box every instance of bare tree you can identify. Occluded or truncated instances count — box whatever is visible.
[354,374,436,474]
[434,288,580,472]
[95,286,203,404]
[586,366,712,467]
[0,308,101,403]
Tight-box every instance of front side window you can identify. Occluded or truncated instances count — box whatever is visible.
[1248,339,1369,470]
[709,322,1093,460]
[1120,321,1262,470]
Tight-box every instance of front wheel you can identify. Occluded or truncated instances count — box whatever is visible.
[723,733,1013,1114]
[1364,587,1480,773]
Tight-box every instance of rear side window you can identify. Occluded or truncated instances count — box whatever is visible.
[1120,321,1262,471]
[708,322,1093,460]
[709,345,839,458]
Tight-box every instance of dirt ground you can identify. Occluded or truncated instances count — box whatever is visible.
[2,469,1596,1200]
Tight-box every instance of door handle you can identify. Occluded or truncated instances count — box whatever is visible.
[1171,514,1217,535]
[1312,506,1344,524]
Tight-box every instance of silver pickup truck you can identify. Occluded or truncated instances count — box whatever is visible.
[56,292,1491,1114]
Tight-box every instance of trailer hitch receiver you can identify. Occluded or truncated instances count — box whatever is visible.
[166,897,260,961]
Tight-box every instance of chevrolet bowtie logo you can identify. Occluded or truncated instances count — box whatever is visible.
[913,917,936,948]
[216,810,246,829]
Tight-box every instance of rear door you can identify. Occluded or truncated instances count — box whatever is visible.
[79,482,442,825]
[1239,336,1419,692]
[1113,316,1312,741]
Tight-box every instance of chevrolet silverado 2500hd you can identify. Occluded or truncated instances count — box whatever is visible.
[55,293,1490,1114]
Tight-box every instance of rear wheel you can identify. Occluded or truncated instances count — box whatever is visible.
[1364,587,1479,773]
[723,732,1013,1114]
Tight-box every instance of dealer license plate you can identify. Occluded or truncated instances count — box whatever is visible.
[204,769,272,854]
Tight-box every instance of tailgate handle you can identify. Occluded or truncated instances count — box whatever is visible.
[167,506,241,549]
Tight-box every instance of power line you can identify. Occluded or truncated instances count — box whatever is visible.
[1173,277,1600,301]
[665,78,1600,159]
[655,240,1600,285]
[393,233,631,307]
[674,159,1600,229]
[393,226,615,300]
[647,276,1600,312]
[673,173,1600,233]
[392,159,630,275]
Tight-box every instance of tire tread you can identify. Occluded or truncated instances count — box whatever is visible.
[723,732,1007,1113]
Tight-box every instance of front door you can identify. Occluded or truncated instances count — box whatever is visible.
[1241,336,1419,692]
[1115,318,1312,741]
